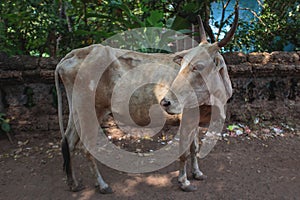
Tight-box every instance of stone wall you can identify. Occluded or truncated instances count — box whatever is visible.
[223,52,299,128]
[0,51,299,133]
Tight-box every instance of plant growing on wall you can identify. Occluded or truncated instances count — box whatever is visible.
[0,112,12,143]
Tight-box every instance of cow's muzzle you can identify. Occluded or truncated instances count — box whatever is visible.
[160,98,171,108]
[160,97,181,115]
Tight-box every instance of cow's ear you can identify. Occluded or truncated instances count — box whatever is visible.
[173,50,189,65]
[173,55,183,65]
[214,56,221,66]
[213,55,225,70]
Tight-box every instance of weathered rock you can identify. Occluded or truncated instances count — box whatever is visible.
[223,52,247,65]
[248,52,270,64]
[270,51,300,63]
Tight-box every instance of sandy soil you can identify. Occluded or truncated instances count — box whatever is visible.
[0,129,300,200]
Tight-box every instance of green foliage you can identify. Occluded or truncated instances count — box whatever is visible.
[254,1,299,52]
[0,113,11,133]
[226,0,299,52]
[23,87,35,108]
[0,0,298,55]
[0,0,63,56]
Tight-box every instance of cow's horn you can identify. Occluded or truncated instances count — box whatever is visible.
[217,3,239,47]
[197,15,208,44]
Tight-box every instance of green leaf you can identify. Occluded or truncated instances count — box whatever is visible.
[165,17,175,29]
[178,29,193,34]
[1,122,10,132]
[146,10,164,27]
[227,125,239,131]
[182,2,199,13]
[170,16,190,30]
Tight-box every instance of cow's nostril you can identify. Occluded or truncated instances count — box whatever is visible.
[160,98,171,107]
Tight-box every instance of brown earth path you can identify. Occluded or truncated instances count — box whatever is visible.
[0,132,300,200]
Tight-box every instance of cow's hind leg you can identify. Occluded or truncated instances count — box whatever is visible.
[178,151,197,192]
[61,125,84,192]
[190,135,207,180]
[85,151,113,194]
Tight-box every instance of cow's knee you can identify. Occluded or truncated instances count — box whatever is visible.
[178,153,188,181]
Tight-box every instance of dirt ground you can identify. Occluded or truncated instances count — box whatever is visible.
[0,129,300,200]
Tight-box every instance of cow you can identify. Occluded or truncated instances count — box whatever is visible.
[55,6,238,193]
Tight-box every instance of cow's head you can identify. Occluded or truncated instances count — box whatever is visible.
[161,6,238,116]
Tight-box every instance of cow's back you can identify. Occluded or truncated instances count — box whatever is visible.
[57,44,181,127]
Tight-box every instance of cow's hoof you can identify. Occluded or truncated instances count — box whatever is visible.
[99,186,113,194]
[180,184,197,192]
[67,178,85,192]
[193,173,207,181]
[71,184,85,192]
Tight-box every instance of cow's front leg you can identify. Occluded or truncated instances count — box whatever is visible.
[85,151,113,194]
[178,151,197,192]
[190,134,207,180]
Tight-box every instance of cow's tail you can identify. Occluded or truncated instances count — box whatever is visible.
[61,136,72,176]
[55,67,65,138]
[55,67,72,176]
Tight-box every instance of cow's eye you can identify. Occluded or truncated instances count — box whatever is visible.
[213,57,223,71]
[192,66,197,72]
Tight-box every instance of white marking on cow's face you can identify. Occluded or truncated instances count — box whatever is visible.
[89,80,96,91]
